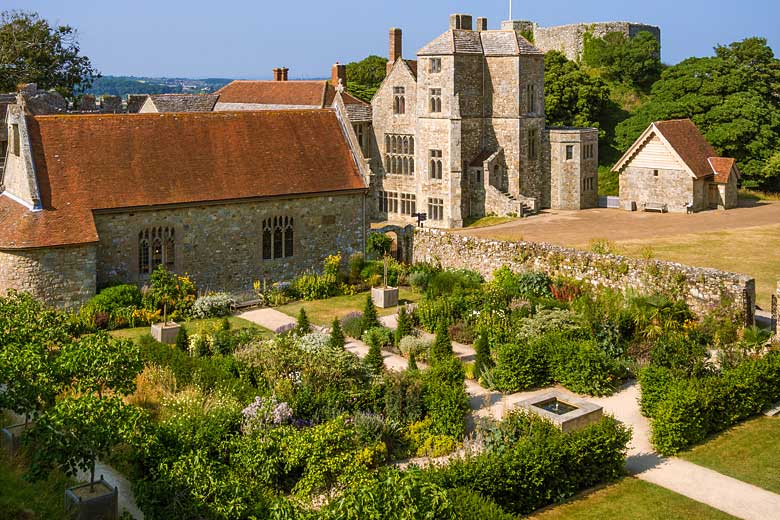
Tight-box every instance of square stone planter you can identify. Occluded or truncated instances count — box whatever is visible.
[1,421,34,455]
[151,322,180,344]
[516,390,603,433]
[65,477,118,520]
[372,286,399,309]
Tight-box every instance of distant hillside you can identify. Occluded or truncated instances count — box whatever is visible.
[85,76,232,97]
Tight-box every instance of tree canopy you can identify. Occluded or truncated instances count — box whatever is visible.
[345,55,387,102]
[615,38,780,188]
[0,10,99,97]
[583,31,662,90]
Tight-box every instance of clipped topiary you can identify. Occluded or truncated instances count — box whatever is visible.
[473,332,493,380]
[364,341,384,375]
[394,305,413,347]
[430,320,453,361]
[296,308,311,335]
[175,325,189,353]
[361,294,380,333]
[329,317,345,349]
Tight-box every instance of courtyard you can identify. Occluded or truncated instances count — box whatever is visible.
[459,198,780,308]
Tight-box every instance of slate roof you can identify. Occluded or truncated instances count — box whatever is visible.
[418,29,543,56]
[147,93,219,112]
[0,110,366,249]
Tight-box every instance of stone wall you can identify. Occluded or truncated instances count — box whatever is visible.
[546,128,599,210]
[531,21,661,62]
[412,229,755,324]
[619,166,699,213]
[0,244,96,309]
[94,193,366,296]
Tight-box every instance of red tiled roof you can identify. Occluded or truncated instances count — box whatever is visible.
[215,80,369,109]
[654,119,719,180]
[708,157,739,184]
[0,110,366,249]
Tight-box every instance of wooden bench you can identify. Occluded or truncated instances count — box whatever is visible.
[643,202,668,213]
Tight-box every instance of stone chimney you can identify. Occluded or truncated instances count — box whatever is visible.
[332,62,347,87]
[273,68,282,81]
[281,68,289,81]
[388,28,402,75]
[450,14,473,31]
[476,17,488,31]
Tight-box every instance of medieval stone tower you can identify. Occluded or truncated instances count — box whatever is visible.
[371,14,598,228]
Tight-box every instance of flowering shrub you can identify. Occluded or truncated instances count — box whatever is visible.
[241,395,293,433]
[295,332,331,353]
[399,336,432,360]
[191,293,237,319]
[341,312,363,338]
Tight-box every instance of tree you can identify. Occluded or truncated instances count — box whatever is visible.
[296,308,311,335]
[364,340,384,375]
[545,51,611,132]
[394,306,413,347]
[27,395,142,490]
[328,317,345,349]
[473,332,493,380]
[59,332,143,398]
[146,265,181,325]
[430,321,453,361]
[0,10,99,97]
[175,325,189,353]
[361,294,380,333]
[345,55,387,102]
[366,232,392,259]
[616,38,780,188]
[583,31,662,90]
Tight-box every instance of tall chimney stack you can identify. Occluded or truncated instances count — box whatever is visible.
[273,68,282,81]
[449,14,473,30]
[388,28,402,75]
[332,62,347,87]
[281,68,289,81]
[476,17,488,31]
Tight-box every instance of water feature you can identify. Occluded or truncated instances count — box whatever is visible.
[535,398,578,415]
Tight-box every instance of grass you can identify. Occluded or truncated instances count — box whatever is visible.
[614,224,780,309]
[739,189,780,202]
[529,477,736,520]
[0,451,75,519]
[277,288,422,326]
[679,417,780,494]
[110,316,271,342]
[464,215,518,228]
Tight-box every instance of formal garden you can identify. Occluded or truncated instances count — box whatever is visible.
[1,242,778,519]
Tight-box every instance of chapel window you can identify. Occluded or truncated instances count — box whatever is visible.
[262,216,294,260]
[429,88,442,113]
[429,149,443,179]
[139,226,175,276]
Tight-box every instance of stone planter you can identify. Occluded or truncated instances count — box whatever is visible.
[151,322,180,344]
[1,421,34,455]
[372,286,399,309]
[65,477,118,520]
[516,391,603,433]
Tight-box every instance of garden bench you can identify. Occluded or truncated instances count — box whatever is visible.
[643,202,668,213]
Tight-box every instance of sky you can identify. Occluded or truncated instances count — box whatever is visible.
[6,0,779,79]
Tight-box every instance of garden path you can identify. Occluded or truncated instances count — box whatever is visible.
[237,308,297,333]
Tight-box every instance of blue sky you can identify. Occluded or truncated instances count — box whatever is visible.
[7,0,779,78]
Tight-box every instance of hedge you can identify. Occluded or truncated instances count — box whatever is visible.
[642,351,780,455]
[428,414,631,515]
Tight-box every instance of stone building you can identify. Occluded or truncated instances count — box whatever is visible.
[511,20,661,62]
[370,14,598,228]
[0,104,369,309]
[138,93,219,113]
[613,119,740,213]
[214,66,373,159]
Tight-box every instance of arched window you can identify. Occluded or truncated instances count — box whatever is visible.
[262,216,294,260]
[410,160,415,175]
[139,226,176,276]
[409,137,415,154]
[403,137,409,154]
[403,157,409,175]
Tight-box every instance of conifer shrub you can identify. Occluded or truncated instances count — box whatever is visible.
[360,294,380,333]
[430,320,454,362]
[296,308,311,335]
[175,325,189,353]
[328,317,345,349]
[394,306,414,346]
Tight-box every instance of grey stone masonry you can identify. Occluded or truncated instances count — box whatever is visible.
[412,228,755,325]
[525,21,661,62]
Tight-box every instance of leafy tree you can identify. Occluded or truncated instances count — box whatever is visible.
[59,332,143,397]
[583,31,662,90]
[544,51,611,134]
[430,321,453,361]
[361,294,380,333]
[0,10,99,97]
[27,395,143,490]
[394,306,413,347]
[367,232,393,259]
[329,317,345,349]
[616,38,780,188]
[175,325,189,353]
[296,308,311,335]
[345,55,387,102]
[146,265,182,324]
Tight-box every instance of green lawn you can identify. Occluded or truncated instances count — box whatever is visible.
[530,477,736,520]
[0,451,74,519]
[277,288,421,326]
[464,215,519,228]
[679,417,780,494]
[110,316,271,342]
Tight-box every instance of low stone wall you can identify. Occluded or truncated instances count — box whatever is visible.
[0,244,96,309]
[412,229,755,324]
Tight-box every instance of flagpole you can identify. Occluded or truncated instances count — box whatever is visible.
[509,0,513,20]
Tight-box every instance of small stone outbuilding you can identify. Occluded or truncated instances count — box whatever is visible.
[613,119,740,213]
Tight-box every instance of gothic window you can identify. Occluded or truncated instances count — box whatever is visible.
[400,193,416,215]
[428,198,444,221]
[429,88,442,113]
[528,129,538,160]
[430,58,442,74]
[262,216,294,260]
[526,84,536,113]
[384,133,415,175]
[139,226,176,276]
[393,87,405,114]
[566,145,574,161]
[429,150,443,179]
